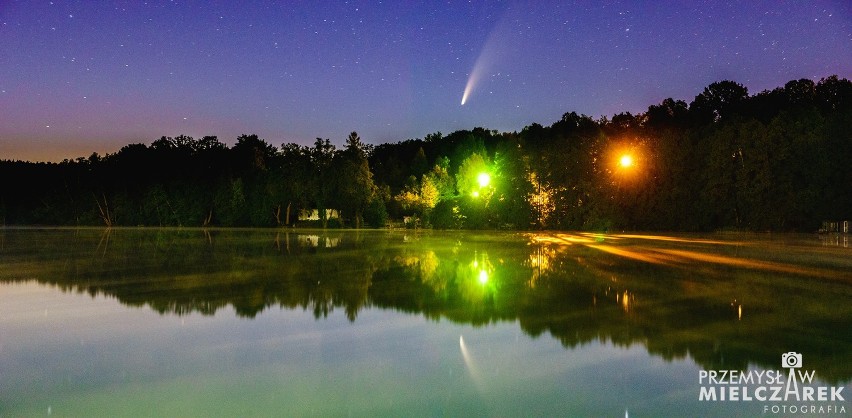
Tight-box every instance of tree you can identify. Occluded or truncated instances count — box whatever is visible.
[232,134,276,172]
[395,174,439,218]
[645,98,689,129]
[345,131,365,157]
[456,152,496,228]
[363,197,389,228]
[425,160,454,200]
[213,178,248,226]
[784,79,816,107]
[455,152,489,199]
[411,147,428,178]
[276,143,313,226]
[492,137,534,229]
[2,76,848,232]
[336,132,377,228]
[310,138,336,228]
[690,80,749,124]
[815,75,852,111]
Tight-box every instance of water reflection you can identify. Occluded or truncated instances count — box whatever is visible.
[820,233,850,248]
[0,228,850,383]
[300,234,341,248]
[458,335,485,392]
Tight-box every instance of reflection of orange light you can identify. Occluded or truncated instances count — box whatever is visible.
[611,234,736,245]
[530,233,848,280]
[528,234,586,245]
[586,244,672,265]
[654,249,838,278]
[619,154,633,168]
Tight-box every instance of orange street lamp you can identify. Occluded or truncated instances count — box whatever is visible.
[619,154,634,168]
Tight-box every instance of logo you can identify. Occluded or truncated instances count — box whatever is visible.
[782,352,802,369]
[697,352,847,415]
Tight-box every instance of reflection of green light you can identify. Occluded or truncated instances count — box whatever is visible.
[477,173,490,187]
[471,190,480,198]
[478,270,488,284]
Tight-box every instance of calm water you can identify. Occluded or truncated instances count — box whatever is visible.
[0,228,850,417]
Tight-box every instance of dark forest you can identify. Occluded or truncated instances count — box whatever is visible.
[2,76,850,231]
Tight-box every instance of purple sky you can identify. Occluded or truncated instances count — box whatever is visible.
[1,0,850,162]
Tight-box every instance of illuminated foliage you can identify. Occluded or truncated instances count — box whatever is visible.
[527,172,556,228]
[0,76,849,231]
[394,171,440,218]
[456,152,490,199]
[4,228,851,382]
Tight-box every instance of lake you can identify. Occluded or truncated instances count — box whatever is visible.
[1,228,850,417]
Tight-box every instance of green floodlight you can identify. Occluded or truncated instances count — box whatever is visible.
[477,172,491,188]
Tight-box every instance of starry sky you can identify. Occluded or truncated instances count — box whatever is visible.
[1,1,850,162]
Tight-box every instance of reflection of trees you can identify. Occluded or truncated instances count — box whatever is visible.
[1,229,850,383]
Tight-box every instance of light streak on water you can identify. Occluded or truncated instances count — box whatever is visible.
[528,233,851,280]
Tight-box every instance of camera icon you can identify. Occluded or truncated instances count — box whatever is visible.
[782,352,802,369]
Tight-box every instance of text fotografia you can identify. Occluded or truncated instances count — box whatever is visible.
[698,352,847,415]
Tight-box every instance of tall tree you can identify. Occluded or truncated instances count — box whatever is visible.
[337,132,377,228]
[310,138,336,228]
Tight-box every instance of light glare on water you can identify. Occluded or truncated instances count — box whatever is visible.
[0,228,849,416]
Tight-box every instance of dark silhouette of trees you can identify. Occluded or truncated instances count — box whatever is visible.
[1,75,849,231]
[690,80,749,124]
[336,132,377,228]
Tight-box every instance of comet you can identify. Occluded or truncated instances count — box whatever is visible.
[460,37,496,106]
[460,65,482,105]
[460,12,509,105]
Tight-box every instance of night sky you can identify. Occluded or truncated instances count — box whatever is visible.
[2,1,850,162]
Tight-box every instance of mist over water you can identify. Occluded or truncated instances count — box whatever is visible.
[1,228,849,416]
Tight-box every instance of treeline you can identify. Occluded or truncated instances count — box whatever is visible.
[2,75,850,231]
